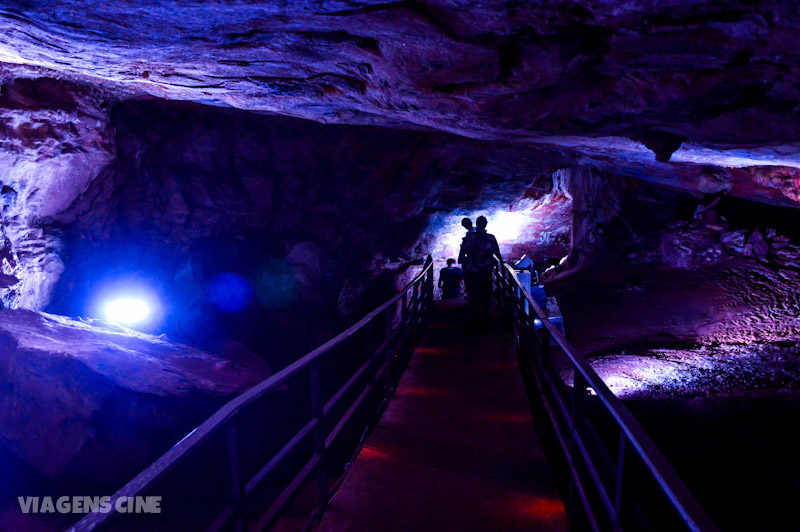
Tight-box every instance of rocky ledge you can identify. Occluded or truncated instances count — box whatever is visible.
[0,309,270,487]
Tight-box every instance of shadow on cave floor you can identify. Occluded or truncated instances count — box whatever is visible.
[627,392,800,532]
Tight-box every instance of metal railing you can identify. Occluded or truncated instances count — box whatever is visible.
[70,256,435,532]
[494,259,719,532]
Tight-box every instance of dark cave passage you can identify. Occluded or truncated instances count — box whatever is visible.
[38,99,574,364]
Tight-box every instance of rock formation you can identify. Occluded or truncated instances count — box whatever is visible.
[0,308,269,486]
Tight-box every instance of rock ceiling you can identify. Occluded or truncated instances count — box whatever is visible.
[2,1,800,174]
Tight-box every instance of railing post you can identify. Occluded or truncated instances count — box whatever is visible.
[494,273,500,313]
[411,281,420,349]
[225,421,246,532]
[401,291,408,327]
[413,281,420,323]
[568,370,587,526]
[384,304,393,344]
[614,432,627,531]
[567,370,585,528]
[309,363,327,514]
[365,318,379,427]
[384,304,395,397]
[364,316,377,357]
[421,273,427,314]
[427,255,434,313]
[572,371,586,430]
[500,265,509,315]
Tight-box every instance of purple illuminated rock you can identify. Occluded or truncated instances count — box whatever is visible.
[0,3,800,190]
[721,230,748,255]
[0,308,269,484]
[771,235,791,252]
[0,78,115,310]
[661,226,724,269]
[748,230,769,257]
[0,1,799,160]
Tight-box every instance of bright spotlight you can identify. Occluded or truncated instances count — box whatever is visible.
[103,297,152,326]
[491,211,530,242]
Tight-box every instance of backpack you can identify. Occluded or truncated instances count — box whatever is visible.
[464,231,495,273]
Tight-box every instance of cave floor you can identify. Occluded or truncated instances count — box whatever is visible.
[552,257,800,530]
[317,298,567,532]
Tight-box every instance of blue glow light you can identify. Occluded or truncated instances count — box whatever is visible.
[103,297,152,326]
[207,273,252,312]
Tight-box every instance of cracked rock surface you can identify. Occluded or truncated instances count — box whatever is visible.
[4,2,800,173]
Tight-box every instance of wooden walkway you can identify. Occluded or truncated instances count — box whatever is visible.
[317,298,567,531]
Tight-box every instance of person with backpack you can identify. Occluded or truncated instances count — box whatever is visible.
[459,216,502,320]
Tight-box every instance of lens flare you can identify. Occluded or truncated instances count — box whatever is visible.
[207,273,252,312]
[256,260,301,310]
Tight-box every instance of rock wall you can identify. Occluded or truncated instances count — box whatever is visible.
[1,77,798,363]
[2,76,800,326]
[0,78,115,309]
[49,99,567,361]
[547,166,622,275]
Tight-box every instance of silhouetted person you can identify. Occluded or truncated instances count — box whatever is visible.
[438,258,463,299]
[458,218,476,296]
[459,216,501,320]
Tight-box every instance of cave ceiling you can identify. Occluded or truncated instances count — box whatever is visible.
[1,3,800,158]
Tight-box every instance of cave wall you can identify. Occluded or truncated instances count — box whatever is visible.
[0,78,115,309]
[1,76,800,321]
[538,166,623,275]
[47,99,569,360]
[1,76,797,365]
[5,6,800,527]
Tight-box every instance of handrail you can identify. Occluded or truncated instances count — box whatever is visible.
[70,256,435,531]
[496,259,718,532]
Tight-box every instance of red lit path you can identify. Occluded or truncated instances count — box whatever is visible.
[318,298,568,531]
